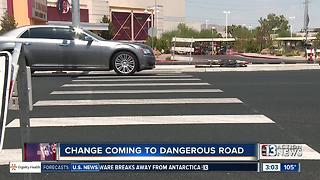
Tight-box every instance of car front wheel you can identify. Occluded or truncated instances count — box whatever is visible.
[113,51,138,75]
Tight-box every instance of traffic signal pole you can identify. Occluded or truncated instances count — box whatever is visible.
[72,0,80,28]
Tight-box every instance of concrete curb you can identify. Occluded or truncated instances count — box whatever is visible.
[153,64,320,72]
[236,53,280,60]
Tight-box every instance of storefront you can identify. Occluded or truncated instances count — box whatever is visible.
[47,0,89,23]
[110,6,151,41]
[7,0,47,26]
[6,0,108,30]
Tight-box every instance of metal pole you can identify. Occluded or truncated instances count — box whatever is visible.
[131,11,134,41]
[211,27,214,55]
[16,46,31,170]
[224,11,230,39]
[225,13,228,39]
[151,10,154,49]
[304,0,309,59]
[173,37,176,60]
[189,39,193,64]
[155,0,158,38]
[72,0,80,27]
[289,16,295,38]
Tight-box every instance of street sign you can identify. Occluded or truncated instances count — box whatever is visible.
[171,47,195,53]
[172,37,195,43]
[0,52,12,151]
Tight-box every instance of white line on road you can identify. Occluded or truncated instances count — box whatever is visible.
[50,89,223,95]
[7,115,275,128]
[76,75,194,79]
[62,83,210,87]
[34,98,242,106]
[72,78,201,82]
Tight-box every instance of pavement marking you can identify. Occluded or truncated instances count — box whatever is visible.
[76,75,194,79]
[72,78,201,82]
[34,98,242,106]
[62,83,210,87]
[7,115,275,128]
[50,89,223,95]
[0,149,22,165]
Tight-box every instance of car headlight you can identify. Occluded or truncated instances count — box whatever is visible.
[141,48,152,55]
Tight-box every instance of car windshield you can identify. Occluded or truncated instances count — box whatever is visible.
[83,30,105,41]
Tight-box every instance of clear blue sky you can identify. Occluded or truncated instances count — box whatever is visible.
[186,0,319,31]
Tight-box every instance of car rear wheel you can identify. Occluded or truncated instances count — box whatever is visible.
[113,51,137,75]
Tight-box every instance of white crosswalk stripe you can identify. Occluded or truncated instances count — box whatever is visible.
[76,75,194,79]
[62,83,211,87]
[72,78,201,82]
[6,115,275,128]
[50,89,223,95]
[34,98,243,106]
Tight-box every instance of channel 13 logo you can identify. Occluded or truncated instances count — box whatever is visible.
[261,144,303,157]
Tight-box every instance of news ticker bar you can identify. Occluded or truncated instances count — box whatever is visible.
[9,162,300,173]
[23,143,308,162]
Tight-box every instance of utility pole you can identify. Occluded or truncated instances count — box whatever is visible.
[72,0,80,27]
[223,11,231,39]
[205,20,209,29]
[289,16,296,38]
[304,0,309,44]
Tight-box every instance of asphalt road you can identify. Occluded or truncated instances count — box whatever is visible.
[0,69,320,179]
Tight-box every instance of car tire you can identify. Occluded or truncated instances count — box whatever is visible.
[113,51,138,75]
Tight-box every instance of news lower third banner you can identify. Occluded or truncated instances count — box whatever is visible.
[10,162,259,173]
[9,162,301,173]
[24,143,258,161]
[59,143,257,161]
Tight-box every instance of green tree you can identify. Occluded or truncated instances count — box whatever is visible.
[198,29,220,38]
[99,15,113,40]
[0,11,17,34]
[314,32,320,49]
[227,25,258,53]
[146,23,221,52]
[256,14,290,51]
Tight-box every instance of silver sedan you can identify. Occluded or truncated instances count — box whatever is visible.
[0,25,156,75]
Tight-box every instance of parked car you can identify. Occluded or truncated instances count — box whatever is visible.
[0,25,156,75]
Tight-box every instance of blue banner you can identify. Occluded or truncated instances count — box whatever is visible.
[280,163,300,172]
[59,144,257,158]
[42,163,70,172]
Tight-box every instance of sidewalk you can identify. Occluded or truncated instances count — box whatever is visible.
[155,53,310,65]
[153,64,320,72]
[237,53,306,61]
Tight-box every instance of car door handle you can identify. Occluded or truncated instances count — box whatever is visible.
[59,40,71,47]
[24,42,31,46]
[59,43,70,47]
[59,42,70,46]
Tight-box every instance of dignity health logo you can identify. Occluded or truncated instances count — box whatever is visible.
[10,163,17,171]
[9,162,41,173]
